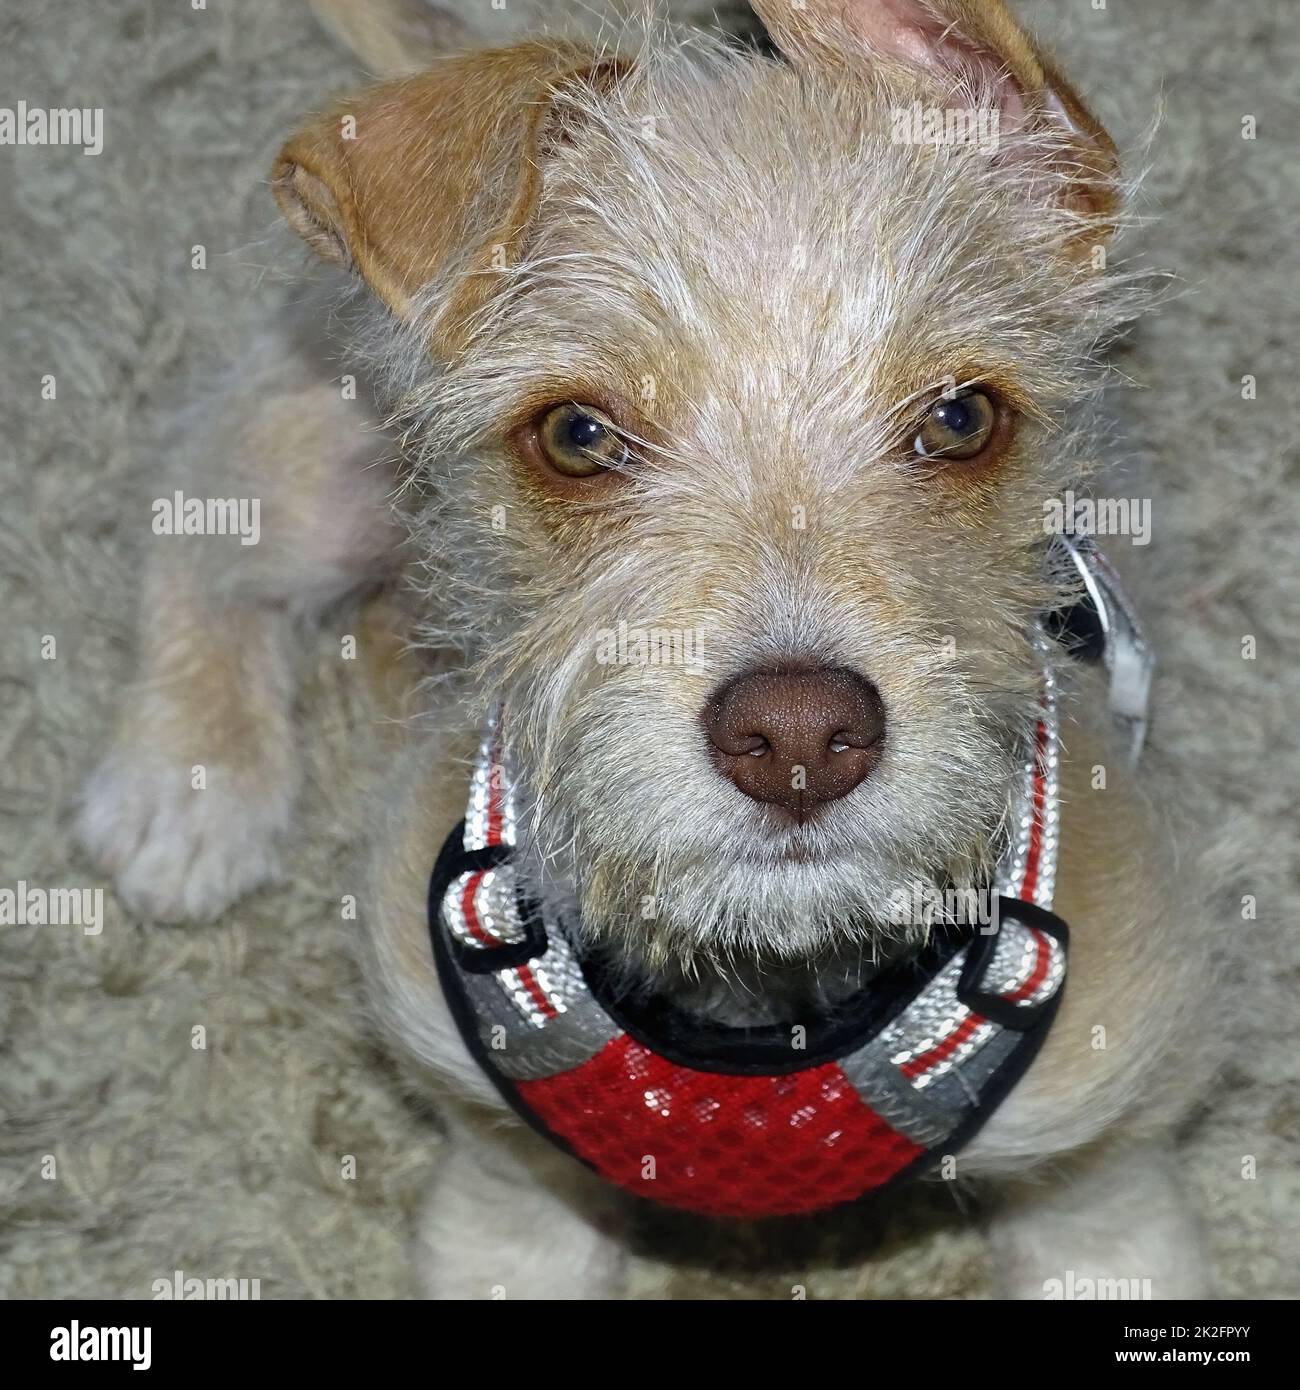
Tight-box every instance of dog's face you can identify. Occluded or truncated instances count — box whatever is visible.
[276,1,1134,968]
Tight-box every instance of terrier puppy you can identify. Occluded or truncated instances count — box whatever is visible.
[79,0,1212,1299]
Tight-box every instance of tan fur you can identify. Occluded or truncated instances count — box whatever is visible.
[80,1,1210,1297]
[273,43,626,335]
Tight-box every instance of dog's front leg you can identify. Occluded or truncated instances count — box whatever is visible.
[78,570,302,923]
[417,1118,630,1301]
[77,318,399,922]
[985,1140,1206,1301]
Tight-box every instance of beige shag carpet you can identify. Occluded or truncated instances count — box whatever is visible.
[2,0,1296,1299]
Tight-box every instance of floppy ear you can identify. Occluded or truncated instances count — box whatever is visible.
[753,0,1119,234]
[272,41,624,349]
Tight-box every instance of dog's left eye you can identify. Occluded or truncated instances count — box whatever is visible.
[914,390,997,461]
[536,403,629,477]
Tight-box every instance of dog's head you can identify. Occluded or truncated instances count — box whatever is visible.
[275,1,1138,968]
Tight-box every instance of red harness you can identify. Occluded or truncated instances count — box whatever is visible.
[429,543,1147,1219]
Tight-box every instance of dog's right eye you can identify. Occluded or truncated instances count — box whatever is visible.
[536,403,629,477]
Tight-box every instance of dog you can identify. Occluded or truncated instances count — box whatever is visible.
[77,0,1213,1299]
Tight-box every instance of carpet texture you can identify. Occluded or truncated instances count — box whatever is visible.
[1,0,1296,1299]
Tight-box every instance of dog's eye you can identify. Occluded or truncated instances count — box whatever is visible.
[914,390,997,461]
[537,403,629,477]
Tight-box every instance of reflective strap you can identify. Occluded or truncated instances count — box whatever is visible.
[994,627,1060,911]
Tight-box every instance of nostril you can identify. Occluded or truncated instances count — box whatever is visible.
[829,726,882,753]
[707,725,770,757]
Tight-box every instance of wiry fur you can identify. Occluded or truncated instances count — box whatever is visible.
[365,37,1155,972]
[72,0,1224,1299]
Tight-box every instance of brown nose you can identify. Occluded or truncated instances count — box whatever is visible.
[703,667,885,817]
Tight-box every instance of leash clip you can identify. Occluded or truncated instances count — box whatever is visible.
[1051,534,1154,765]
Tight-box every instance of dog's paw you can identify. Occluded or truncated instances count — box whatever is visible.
[76,753,294,923]
[415,1145,627,1300]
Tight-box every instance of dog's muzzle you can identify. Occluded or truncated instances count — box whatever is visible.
[424,536,1149,1220]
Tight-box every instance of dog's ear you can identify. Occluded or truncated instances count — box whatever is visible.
[754,0,1119,238]
[273,42,625,349]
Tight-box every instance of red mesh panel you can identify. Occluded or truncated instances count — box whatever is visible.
[516,1034,924,1218]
